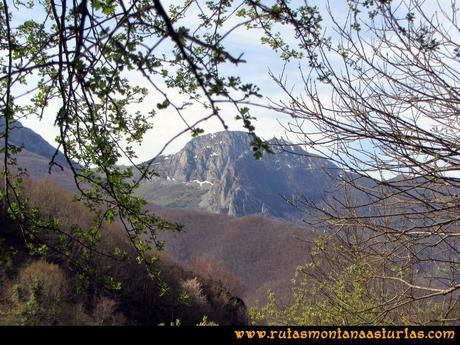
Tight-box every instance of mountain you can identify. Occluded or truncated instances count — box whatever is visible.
[0,119,67,166]
[15,149,77,191]
[1,122,343,222]
[0,119,76,189]
[138,131,341,221]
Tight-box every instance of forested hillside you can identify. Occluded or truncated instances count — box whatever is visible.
[0,178,246,325]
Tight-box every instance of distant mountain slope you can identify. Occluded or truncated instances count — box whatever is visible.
[1,121,343,222]
[0,122,315,304]
[16,150,76,191]
[149,203,315,305]
[140,131,341,221]
[0,119,76,189]
[1,119,67,166]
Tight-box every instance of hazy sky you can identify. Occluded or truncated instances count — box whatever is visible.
[17,0,346,165]
[17,0,444,170]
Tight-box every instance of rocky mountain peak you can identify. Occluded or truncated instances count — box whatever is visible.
[141,131,341,221]
[152,131,253,183]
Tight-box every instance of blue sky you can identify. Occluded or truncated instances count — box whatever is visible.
[14,0,448,178]
[13,0,350,164]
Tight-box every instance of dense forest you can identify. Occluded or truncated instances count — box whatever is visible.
[0,177,246,325]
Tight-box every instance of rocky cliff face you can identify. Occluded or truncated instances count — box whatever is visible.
[0,120,344,221]
[152,131,251,182]
[141,131,341,221]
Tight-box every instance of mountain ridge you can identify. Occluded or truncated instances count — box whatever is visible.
[0,122,344,222]
[139,131,341,221]
[0,123,318,307]
[0,119,67,166]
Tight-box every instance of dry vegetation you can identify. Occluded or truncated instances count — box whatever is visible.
[150,204,316,305]
[0,177,248,325]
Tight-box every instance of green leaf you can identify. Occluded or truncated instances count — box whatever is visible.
[191,128,204,137]
[156,99,170,110]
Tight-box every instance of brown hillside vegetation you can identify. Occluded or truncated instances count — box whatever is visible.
[148,204,315,305]
[0,177,247,325]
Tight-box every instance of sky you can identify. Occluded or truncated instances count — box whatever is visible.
[15,0,347,165]
[12,0,453,178]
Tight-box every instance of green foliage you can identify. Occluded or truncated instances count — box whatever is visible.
[250,135,274,160]
[0,260,71,325]
[197,315,218,326]
[249,261,379,325]
[0,238,16,269]
[191,128,205,138]
[156,99,170,110]
[0,259,128,325]
[250,235,451,326]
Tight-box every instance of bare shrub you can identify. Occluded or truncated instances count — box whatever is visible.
[92,296,126,325]
[16,259,69,306]
[3,260,69,325]
[181,277,206,306]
